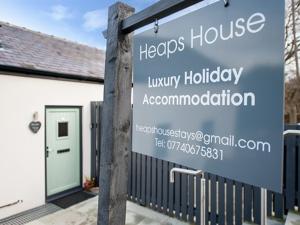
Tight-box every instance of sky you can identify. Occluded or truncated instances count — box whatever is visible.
[0,0,217,50]
[0,0,159,50]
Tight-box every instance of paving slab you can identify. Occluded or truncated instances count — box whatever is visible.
[26,197,189,225]
[285,211,300,225]
[243,218,284,225]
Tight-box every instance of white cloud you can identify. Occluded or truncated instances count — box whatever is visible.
[50,5,73,21]
[83,9,107,31]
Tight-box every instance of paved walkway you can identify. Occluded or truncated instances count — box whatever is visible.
[285,211,300,225]
[26,197,189,225]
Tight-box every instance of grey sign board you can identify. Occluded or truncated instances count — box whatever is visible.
[133,0,284,193]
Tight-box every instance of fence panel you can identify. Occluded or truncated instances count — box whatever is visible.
[253,186,261,224]
[226,179,234,225]
[146,156,151,206]
[174,164,181,218]
[181,167,188,221]
[235,182,243,225]
[163,161,169,214]
[195,175,201,225]
[128,149,132,198]
[141,155,146,205]
[297,133,300,207]
[210,175,217,225]
[188,174,194,223]
[218,176,225,225]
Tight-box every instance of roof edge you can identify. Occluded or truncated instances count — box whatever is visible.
[0,64,104,84]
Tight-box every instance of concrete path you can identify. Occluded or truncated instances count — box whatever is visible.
[26,197,189,225]
[285,211,300,225]
[243,219,284,225]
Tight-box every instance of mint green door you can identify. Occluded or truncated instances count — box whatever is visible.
[46,108,81,197]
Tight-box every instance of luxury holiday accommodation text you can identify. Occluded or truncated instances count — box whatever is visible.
[139,12,265,107]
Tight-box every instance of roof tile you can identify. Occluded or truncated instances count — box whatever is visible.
[0,21,105,79]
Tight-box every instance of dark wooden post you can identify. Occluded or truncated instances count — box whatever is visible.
[97,2,134,225]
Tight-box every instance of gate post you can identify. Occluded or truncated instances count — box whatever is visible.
[97,2,134,225]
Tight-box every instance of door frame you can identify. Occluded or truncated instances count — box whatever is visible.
[44,105,83,202]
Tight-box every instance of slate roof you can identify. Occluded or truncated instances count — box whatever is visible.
[0,21,105,80]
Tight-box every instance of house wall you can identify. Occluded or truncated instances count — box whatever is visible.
[0,73,103,219]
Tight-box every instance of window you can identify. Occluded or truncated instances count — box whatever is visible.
[58,122,68,137]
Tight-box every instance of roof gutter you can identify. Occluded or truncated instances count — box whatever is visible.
[0,64,104,84]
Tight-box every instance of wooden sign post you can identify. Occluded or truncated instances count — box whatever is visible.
[97,2,134,225]
[98,1,206,225]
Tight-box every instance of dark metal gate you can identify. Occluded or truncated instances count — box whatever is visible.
[91,102,300,224]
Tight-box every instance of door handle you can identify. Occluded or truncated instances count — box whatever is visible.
[46,146,52,158]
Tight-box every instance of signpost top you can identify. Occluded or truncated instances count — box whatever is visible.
[121,0,203,33]
[103,0,204,38]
